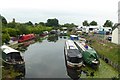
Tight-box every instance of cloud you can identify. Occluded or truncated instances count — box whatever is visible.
[0,0,119,25]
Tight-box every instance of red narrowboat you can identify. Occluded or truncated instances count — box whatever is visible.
[18,34,35,43]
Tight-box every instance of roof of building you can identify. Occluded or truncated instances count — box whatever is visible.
[112,23,120,31]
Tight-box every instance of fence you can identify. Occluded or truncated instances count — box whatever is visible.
[98,54,120,72]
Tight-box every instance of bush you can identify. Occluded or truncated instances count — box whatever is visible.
[2,33,10,44]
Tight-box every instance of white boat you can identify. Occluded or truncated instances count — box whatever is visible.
[1,45,25,65]
[64,40,83,68]
[70,35,79,40]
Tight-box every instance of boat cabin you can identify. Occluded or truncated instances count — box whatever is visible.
[1,45,24,64]
[70,35,79,40]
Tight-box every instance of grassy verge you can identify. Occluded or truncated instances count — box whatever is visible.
[91,40,119,64]
[81,59,119,78]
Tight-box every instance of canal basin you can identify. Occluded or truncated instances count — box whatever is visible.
[19,36,119,79]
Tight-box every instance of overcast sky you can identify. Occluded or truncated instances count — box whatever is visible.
[0,0,119,26]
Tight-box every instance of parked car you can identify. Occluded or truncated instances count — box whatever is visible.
[106,36,112,41]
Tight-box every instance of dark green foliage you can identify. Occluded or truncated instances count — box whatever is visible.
[83,20,89,26]
[46,18,59,27]
[24,21,33,26]
[89,21,97,26]
[61,23,77,28]
[2,33,10,44]
[39,22,45,26]
[17,24,29,34]
[5,28,18,37]
[7,22,16,28]
[103,20,113,27]
[1,16,7,26]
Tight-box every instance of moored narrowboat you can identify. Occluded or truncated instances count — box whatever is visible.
[1,45,25,66]
[64,40,83,68]
[70,35,79,40]
[74,41,100,68]
[18,34,35,43]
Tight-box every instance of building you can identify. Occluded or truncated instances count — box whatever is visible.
[112,23,120,44]
[118,1,120,23]
[77,26,100,33]
[112,2,120,44]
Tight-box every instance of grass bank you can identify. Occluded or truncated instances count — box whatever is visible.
[82,34,120,72]
[81,59,119,78]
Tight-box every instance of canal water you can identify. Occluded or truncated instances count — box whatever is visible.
[20,35,118,79]
[23,36,69,78]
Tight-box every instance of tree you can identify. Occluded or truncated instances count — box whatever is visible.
[35,23,38,26]
[39,22,45,26]
[17,24,29,34]
[46,18,59,27]
[6,28,18,37]
[83,20,89,26]
[103,20,113,27]
[2,33,10,44]
[24,21,33,26]
[62,23,77,28]
[7,22,16,28]
[89,21,97,26]
[2,16,7,26]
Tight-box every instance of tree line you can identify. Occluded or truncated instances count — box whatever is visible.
[1,16,114,44]
[82,20,113,27]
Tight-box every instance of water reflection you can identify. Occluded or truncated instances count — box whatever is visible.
[2,58,26,79]
[17,40,36,52]
[66,67,81,80]
[23,37,68,78]
[14,64,26,79]
[47,34,58,42]
[59,36,67,39]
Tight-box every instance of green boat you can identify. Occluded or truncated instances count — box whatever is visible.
[74,41,100,68]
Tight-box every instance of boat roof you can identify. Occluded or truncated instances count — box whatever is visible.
[66,40,78,50]
[74,41,97,55]
[70,35,78,38]
[65,40,82,58]
[1,45,20,54]
[74,41,86,51]
[67,49,82,58]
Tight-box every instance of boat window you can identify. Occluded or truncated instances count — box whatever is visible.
[19,36,24,40]
[67,49,82,63]
[7,52,23,61]
[68,56,82,63]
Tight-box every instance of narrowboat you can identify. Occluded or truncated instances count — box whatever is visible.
[64,40,83,68]
[18,34,35,43]
[1,45,25,66]
[1,45,26,78]
[74,41,100,68]
[70,35,79,40]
